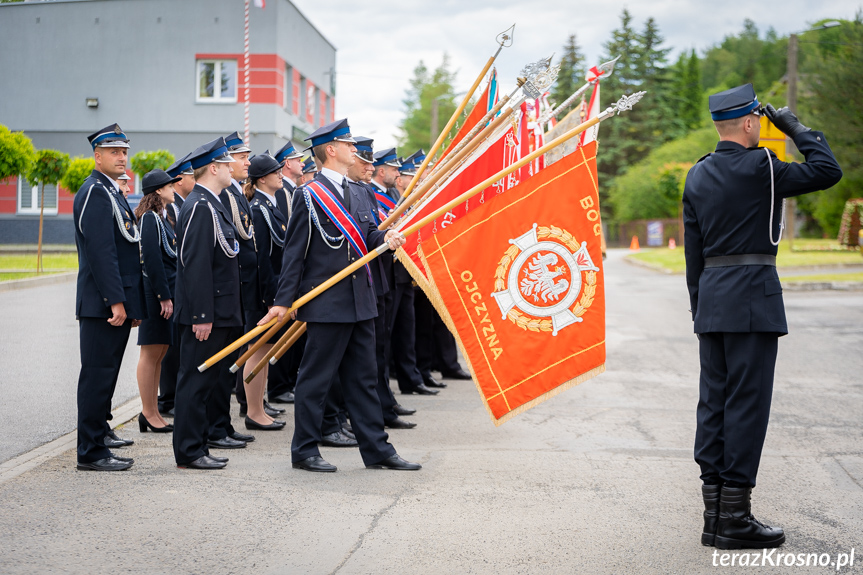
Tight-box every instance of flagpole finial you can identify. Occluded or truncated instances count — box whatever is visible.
[613,91,647,115]
[518,56,561,100]
[496,24,515,48]
[596,55,621,80]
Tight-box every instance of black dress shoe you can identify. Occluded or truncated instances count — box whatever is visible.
[292,455,337,472]
[207,436,247,449]
[245,416,286,431]
[77,457,133,471]
[138,413,173,433]
[107,429,134,446]
[207,454,229,463]
[441,367,472,380]
[230,430,255,443]
[177,455,226,470]
[239,405,248,417]
[103,435,128,449]
[340,426,356,440]
[343,421,353,433]
[393,403,416,416]
[158,407,175,418]
[367,454,422,471]
[320,431,358,448]
[269,392,295,404]
[402,383,439,396]
[264,401,286,415]
[385,417,417,429]
[108,452,134,463]
[423,374,447,388]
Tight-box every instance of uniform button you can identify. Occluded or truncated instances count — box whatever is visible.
[216,290,220,294]
[193,315,197,319]
[202,313,206,318]
[103,298,108,302]
[816,136,822,141]
[352,274,356,279]
[157,294,161,298]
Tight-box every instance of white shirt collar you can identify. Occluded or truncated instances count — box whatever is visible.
[257,188,277,206]
[370,179,387,193]
[282,176,295,190]
[230,178,243,194]
[319,167,347,196]
[101,173,120,193]
[197,183,222,202]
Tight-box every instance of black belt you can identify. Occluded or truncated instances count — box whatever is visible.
[704,254,776,268]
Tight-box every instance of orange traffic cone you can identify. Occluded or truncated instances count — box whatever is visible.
[668,238,676,249]
[630,235,640,251]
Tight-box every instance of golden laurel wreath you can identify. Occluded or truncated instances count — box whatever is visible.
[493,225,596,333]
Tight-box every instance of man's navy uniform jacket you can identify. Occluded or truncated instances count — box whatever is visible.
[274,172,387,322]
[174,186,243,329]
[219,182,263,314]
[683,130,842,334]
[74,170,145,320]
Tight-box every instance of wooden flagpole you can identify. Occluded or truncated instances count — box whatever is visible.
[199,92,645,372]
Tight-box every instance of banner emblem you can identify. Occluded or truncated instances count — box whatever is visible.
[491,223,599,336]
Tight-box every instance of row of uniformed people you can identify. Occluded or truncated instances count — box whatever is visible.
[73,120,466,472]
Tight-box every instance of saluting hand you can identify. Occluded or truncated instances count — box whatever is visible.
[193,323,212,341]
[107,302,127,327]
[385,230,406,250]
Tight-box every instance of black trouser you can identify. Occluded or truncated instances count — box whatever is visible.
[292,320,395,465]
[173,325,233,465]
[77,317,132,463]
[390,282,425,392]
[413,288,434,379]
[695,332,778,488]
[432,308,461,374]
[375,293,398,422]
[157,322,180,412]
[207,326,241,440]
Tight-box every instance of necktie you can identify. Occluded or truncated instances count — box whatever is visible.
[341,179,351,212]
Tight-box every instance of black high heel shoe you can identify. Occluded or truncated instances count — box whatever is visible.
[138,413,174,433]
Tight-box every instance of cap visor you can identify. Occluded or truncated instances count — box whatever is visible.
[214,153,235,163]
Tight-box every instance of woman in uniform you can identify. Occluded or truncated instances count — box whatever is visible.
[134,169,181,433]
[242,154,289,431]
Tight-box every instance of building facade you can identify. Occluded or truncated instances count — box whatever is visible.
[0,0,336,243]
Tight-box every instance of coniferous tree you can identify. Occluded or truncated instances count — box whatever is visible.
[549,34,586,114]
[398,54,458,156]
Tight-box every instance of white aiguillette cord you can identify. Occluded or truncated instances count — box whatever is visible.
[767,147,786,246]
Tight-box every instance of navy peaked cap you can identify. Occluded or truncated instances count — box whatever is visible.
[709,84,760,121]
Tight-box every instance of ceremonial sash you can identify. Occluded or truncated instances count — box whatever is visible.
[372,189,395,225]
[305,180,372,280]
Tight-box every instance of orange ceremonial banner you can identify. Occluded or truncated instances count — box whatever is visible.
[418,141,606,425]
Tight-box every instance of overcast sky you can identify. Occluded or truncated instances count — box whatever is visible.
[290,0,861,151]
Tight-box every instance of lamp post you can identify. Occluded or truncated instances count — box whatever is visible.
[785,21,840,248]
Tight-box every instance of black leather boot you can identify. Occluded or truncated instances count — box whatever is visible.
[701,483,721,546]
[715,486,785,549]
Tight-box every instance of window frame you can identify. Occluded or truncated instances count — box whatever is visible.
[195,59,238,104]
[17,177,58,216]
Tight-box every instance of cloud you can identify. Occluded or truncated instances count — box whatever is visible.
[290,0,861,151]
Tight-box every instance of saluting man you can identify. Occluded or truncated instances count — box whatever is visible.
[258,119,421,473]
[172,138,243,470]
[73,123,145,471]
[684,84,842,549]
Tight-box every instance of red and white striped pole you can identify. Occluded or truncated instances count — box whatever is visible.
[243,0,250,144]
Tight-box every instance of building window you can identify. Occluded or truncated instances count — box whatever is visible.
[299,75,307,118]
[197,59,237,103]
[284,64,292,111]
[307,83,317,125]
[18,178,58,215]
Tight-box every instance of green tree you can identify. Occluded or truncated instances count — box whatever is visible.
[549,34,586,114]
[398,54,458,158]
[674,50,704,130]
[60,157,95,195]
[130,149,175,177]
[28,149,70,272]
[0,125,35,182]
[798,15,863,237]
[700,20,788,93]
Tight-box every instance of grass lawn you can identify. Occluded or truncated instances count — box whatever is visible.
[0,253,78,272]
[628,239,862,274]
[0,272,66,282]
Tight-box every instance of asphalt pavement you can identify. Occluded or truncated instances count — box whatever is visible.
[0,249,860,574]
